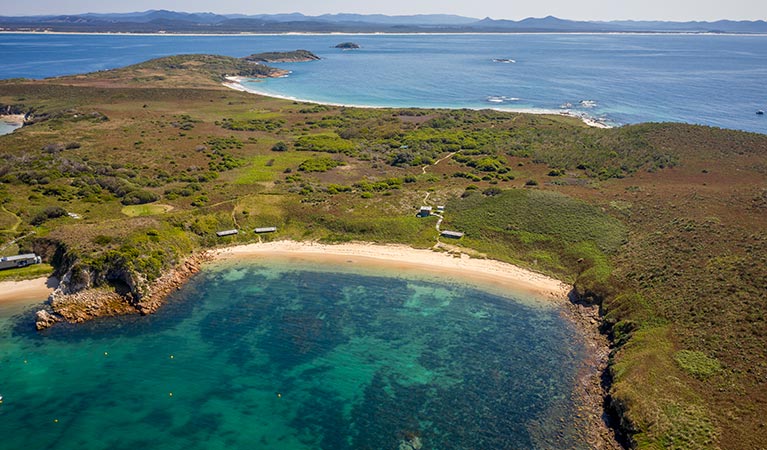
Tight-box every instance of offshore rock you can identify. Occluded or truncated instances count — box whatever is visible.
[35,309,59,330]
[335,42,361,49]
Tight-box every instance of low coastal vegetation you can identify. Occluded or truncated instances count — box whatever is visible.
[1,54,766,449]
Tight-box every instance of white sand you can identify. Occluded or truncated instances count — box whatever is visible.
[215,241,570,302]
[1,114,25,126]
[0,277,55,303]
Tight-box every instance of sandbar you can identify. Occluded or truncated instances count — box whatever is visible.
[215,241,571,302]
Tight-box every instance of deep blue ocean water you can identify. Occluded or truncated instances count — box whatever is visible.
[1,32,766,133]
[0,261,587,449]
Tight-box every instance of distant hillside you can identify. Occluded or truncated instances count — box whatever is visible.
[1,10,766,34]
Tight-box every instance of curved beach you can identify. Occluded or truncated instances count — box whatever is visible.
[215,240,571,302]
[222,76,612,129]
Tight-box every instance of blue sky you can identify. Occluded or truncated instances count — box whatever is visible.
[1,0,765,21]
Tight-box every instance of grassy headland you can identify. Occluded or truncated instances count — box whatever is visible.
[1,54,765,449]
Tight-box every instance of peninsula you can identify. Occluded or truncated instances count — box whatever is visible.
[0,51,765,450]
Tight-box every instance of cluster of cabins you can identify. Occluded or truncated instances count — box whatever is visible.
[216,227,277,238]
[215,205,465,241]
[417,205,465,239]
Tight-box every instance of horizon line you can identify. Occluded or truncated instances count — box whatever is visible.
[1,10,765,23]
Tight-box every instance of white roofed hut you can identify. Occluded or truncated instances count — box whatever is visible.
[254,227,277,234]
[216,229,238,237]
[417,206,433,218]
[0,254,42,271]
[440,230,465,239]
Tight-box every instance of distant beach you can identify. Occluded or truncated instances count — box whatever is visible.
[223,76,611,128]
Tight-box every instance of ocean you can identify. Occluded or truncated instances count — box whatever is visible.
[0,260,588,449]
[0,32,765,133]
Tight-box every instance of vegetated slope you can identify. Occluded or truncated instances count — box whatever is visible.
[0,57,765,449]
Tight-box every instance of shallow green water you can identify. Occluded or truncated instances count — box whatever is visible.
[0,261,588,449]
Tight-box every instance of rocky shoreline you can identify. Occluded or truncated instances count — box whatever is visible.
[35,252,211,330]
[560,295,621,450]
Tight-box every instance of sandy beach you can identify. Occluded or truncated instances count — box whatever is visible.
[1,114,26,126]
[215,240,571,302]
[0,277,56,304]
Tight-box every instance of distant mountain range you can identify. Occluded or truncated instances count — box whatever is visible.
[1,10,765,34]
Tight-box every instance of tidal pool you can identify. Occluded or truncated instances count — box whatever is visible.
[0,260,589,449]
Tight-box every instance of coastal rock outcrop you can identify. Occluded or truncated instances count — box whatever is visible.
[35,252,211,330]
[35,309,60,330]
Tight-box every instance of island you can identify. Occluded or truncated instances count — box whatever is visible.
[0,52,765,450]
[335,42,361,49]
[242,49,321,63]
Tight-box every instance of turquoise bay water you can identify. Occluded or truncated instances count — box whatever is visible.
[1,33,766,133]
[0,121,22,136]
[0,261,587,449]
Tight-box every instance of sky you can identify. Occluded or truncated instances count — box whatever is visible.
[1,0,765,21]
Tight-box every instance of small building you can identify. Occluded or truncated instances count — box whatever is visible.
[216,229,238,237]
[417,206,433,218]
[0,254,42,271]
[440,230,465,239]
[436,205,445,213]
[254,227,277,234]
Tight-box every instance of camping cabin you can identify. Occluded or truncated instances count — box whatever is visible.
[254,227,277,234]
[0,254,42,271]
[440,230,465,239]
[417,206,433,218]
[216,229,238,237]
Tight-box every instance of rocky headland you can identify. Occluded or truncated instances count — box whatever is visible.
[35,252,211,330]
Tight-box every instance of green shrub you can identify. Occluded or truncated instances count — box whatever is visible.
[31,206,67,225]
[121,190,159,205]
[298,157,345,173]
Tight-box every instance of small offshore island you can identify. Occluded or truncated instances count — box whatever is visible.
[0,49,766,450]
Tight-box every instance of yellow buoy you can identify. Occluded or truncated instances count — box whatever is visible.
[169,392,173,397]
[54,419,58,423]
[276,393,282,398]
[169,355,174,359]
[23,360,27,364]
[104,352,108,356]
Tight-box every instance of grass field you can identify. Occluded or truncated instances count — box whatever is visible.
[121,204,174,217]
[0,263,54,282]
